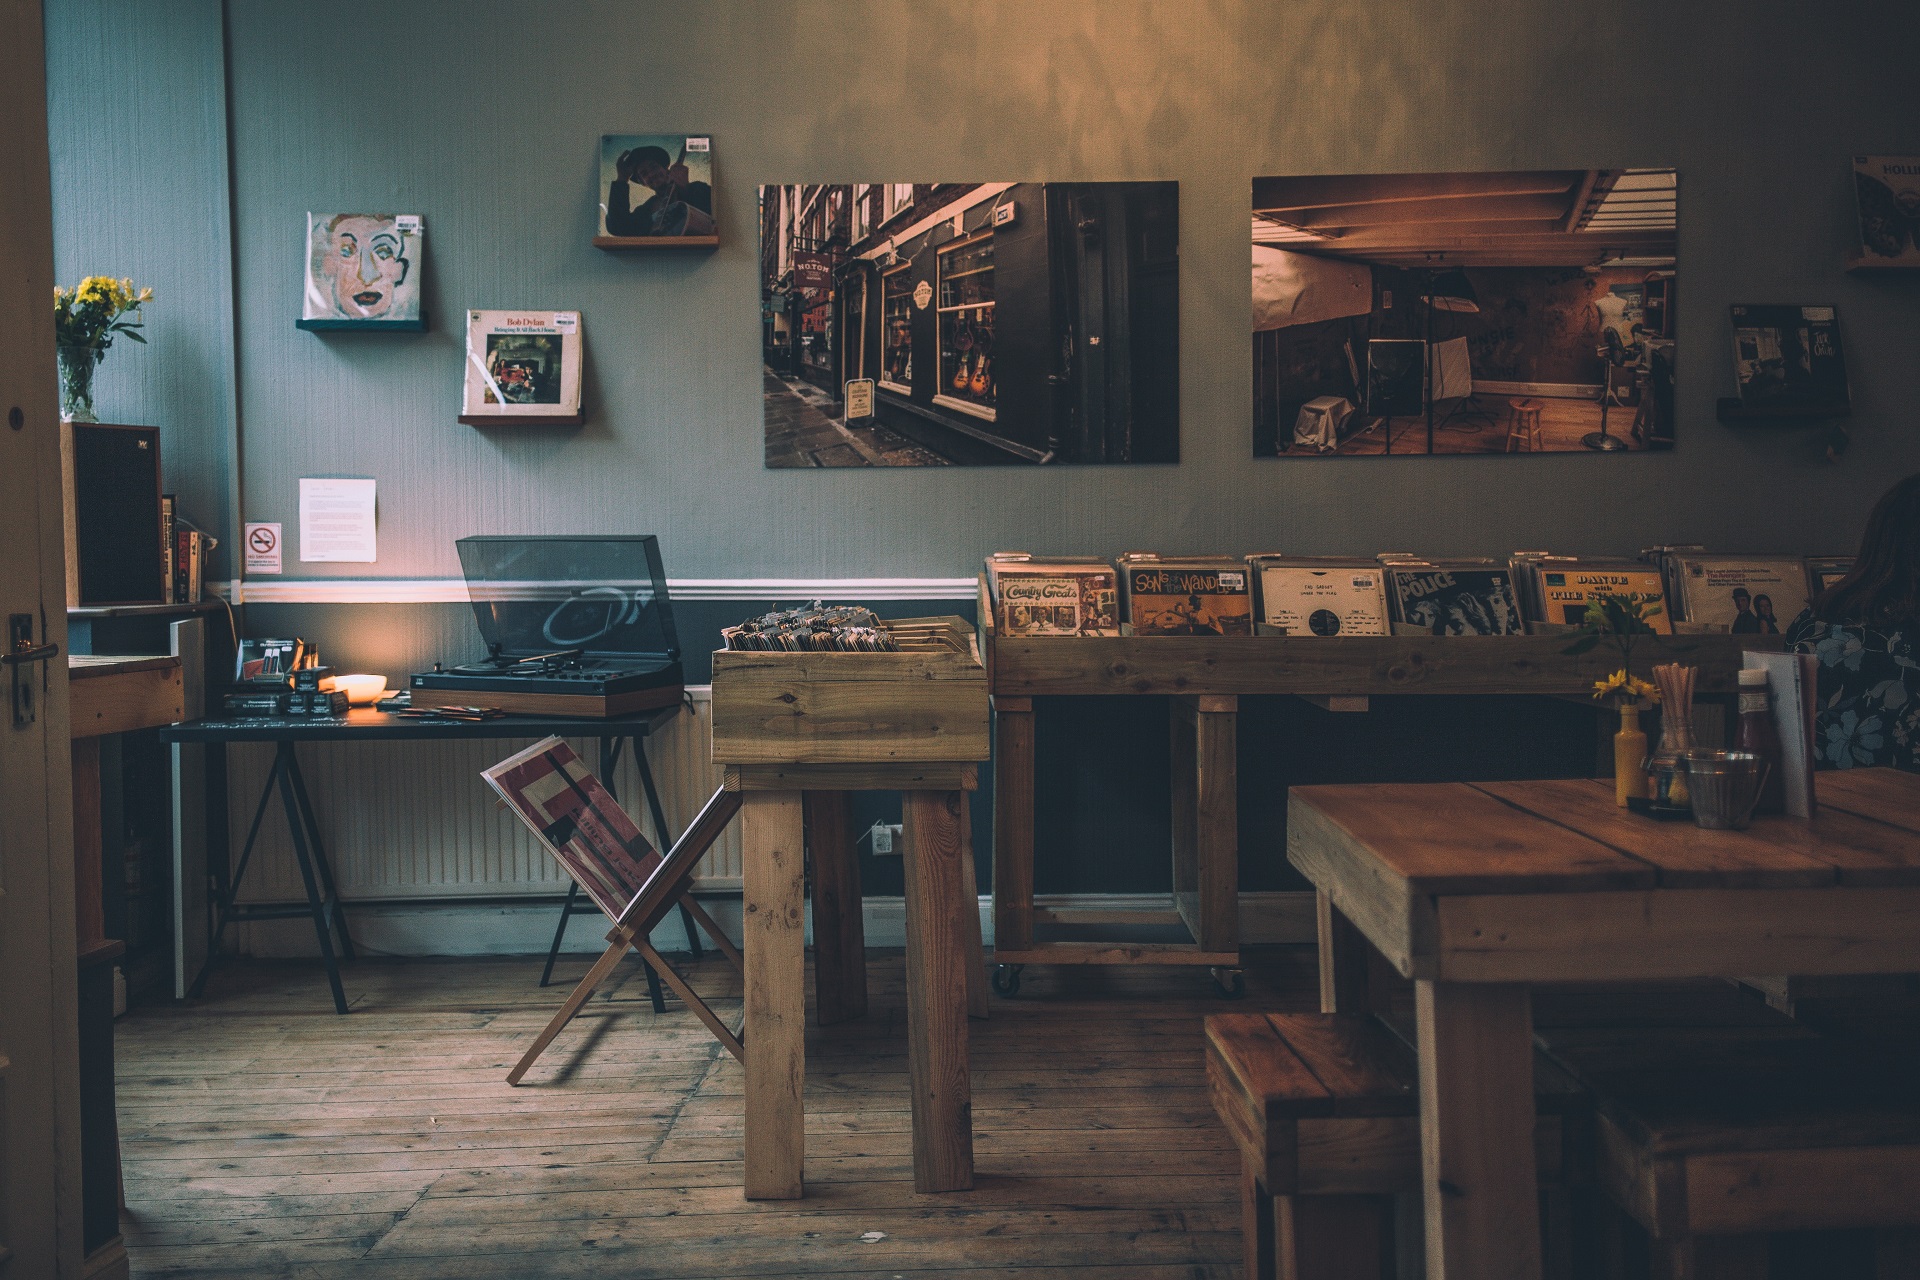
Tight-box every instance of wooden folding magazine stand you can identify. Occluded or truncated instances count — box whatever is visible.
[711,616,990,1198]
[485,737,744,1083]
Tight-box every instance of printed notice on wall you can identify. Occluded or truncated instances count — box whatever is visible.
[298,478,377,563]
[243,522,283,574]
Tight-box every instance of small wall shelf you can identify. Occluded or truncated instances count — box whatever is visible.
[1716,398,1852,424]
[1844,255,1920,274]
[296,317,428,332]
[458,412,586,427]
[592,235,719,250]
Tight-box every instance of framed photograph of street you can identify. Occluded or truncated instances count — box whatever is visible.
[760,182,1179,467]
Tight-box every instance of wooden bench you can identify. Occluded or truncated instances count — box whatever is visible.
[1206,1011,1584,1279]
[1535,1017,1920,1279]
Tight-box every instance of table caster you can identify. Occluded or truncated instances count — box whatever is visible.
[1211,967,1245,999]
[992,964,1024,997]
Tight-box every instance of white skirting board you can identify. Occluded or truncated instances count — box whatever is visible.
[231,891,1318,959]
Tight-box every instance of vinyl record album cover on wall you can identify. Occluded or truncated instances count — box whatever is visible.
[298,213,425,331]
[760,182,1179,467]
[1251,168,1678,456]
[596,135,717,246]
[461,310,584,425]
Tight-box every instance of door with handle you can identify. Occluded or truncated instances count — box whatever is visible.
[0,0,86,1273]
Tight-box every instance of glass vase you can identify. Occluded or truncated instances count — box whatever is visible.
[1645,704,1697,809]
[58,343,99,422]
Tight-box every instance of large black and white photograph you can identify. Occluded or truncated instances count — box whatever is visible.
[761,183,1179,467]
[1253,168,1678,456]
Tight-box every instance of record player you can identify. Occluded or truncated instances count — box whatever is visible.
[410,535,684,718]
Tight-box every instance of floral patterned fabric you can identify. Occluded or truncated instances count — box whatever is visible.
[1785,608,1920,771]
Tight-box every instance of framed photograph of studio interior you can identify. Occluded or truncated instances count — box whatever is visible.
[594,135,718,248]
[1252,168,1678,456]
[296,212,426,331]
[759,182,1180,467]
[459,310,586,426]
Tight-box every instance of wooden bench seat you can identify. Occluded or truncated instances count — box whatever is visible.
[1206,1011,1584,1279]
[1535,1018,1920,1279]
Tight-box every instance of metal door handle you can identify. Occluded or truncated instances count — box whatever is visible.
[1,642,56,666]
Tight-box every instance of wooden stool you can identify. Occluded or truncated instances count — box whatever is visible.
[1505,397,1545,451]
[1206,1011,1584,1280]
[1537,1020,1920,1280]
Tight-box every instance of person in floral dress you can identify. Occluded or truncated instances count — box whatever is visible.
[1786,474,1920,771]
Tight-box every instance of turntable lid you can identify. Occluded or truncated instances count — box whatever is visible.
[454,535,680,660]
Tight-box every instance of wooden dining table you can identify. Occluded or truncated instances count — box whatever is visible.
[1287,769,1920,1280]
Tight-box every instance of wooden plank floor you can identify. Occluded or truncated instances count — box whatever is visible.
[116,947,1319,1278]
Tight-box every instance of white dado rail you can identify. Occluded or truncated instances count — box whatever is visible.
[218,576,982,604]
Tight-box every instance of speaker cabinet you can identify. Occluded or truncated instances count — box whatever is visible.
[61,422,165,606]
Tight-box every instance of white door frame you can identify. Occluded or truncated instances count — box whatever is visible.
[0,0,85,1273]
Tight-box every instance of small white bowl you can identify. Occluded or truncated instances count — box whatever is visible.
[333,674,388,706]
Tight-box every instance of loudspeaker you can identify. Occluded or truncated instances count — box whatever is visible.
[61,422,165,606]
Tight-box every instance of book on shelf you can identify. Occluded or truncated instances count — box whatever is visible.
[1245,556,1390,637]
[160,494,176,605]
[1729,304,1850,410]
[174,529,203,605]
[1117,554,1254,636]
[984,553,1120,637]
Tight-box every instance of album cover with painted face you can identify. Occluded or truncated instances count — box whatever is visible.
[300,212,424,330]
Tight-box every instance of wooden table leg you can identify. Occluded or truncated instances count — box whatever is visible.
[1193,696,1238,955]
[1415,979,1540,1280]
[1318,891,1394,1016]
[805,791,866,1026]
[959,800,988,1020]
[742,790,807,1200]
[991,697,1035,958]
[901,789,975,1193]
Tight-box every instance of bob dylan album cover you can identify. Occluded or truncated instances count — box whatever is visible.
[600,135,716,239]
[301,212,423,327]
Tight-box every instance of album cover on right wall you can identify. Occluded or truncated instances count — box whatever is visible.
[1853,156,1920,266]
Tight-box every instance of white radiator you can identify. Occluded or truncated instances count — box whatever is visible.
[229,687,741,905]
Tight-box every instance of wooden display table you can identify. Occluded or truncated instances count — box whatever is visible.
[711,618,989,1198]
[979,573,1777,991]
[1288,770,1920,1280]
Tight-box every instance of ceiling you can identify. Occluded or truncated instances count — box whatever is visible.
[1251,169,1677,269]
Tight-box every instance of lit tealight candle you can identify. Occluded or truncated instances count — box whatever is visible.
[333,674,388,706]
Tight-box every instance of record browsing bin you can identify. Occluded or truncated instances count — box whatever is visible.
[976,576,1769,698]
[710,616,989,766]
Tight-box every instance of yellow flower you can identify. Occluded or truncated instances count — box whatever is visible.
[1592,670,1660,703]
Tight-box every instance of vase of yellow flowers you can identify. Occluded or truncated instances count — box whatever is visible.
[53,276,152,421]
[1563,593,1665,806]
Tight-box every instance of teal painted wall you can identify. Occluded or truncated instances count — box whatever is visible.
[46,0,238,578]
[50,0,1920,592]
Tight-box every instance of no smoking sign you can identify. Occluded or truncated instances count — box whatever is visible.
[243,522,283,574]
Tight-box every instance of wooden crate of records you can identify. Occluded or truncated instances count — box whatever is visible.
[711,613,989,765]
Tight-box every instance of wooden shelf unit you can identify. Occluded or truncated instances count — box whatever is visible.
[977,574,1779,981]
[592,234,719,250]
